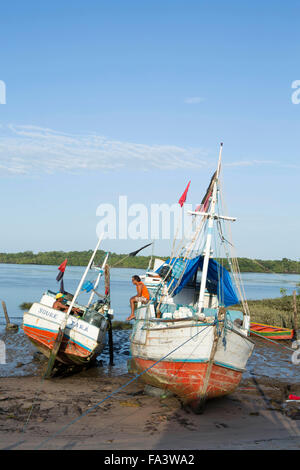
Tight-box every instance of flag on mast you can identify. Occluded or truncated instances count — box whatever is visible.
[178,181,191,207]
[56,259,68,282]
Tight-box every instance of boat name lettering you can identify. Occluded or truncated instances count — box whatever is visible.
[38,307,58,320]
[68,317,89,332]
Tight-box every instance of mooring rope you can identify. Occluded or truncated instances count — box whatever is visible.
[34,323,212,449]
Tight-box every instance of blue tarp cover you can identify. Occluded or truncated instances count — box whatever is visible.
[156,255,239,307]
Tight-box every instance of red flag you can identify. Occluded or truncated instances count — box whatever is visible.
[289,394,300,400]
[178,181,191,207]
[56,259,68,281]
[58,259,68,273]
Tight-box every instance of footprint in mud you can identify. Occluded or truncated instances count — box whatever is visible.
[144,424,158,435]
[171,413,197,430]
[144,413,168,434]
[215,422,229,429]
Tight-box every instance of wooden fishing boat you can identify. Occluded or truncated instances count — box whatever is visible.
[129,143,255,412]
[23,236,113,369]
[250,322,294,340]
[23,293,110,365]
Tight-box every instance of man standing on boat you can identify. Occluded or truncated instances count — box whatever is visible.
[126,275,150,321]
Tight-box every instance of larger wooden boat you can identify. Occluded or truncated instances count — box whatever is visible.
[129,143,255,412]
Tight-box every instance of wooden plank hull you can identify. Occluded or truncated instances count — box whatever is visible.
[250,322,294,340]
[130,356,242,409]
[23,303,107,366]
[23,325,102,365]
[130,307,254,407]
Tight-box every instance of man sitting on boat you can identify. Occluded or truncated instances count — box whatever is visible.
[126,275,150,321]
[52,293,68,312]
[52,293,82,317]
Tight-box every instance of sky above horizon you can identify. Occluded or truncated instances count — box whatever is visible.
[0,0,299,260]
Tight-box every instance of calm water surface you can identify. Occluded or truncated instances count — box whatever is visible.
[0,264,299,381]
[0,264,299,321]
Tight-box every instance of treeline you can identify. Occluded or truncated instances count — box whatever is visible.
[217,257,299,274]
[0,251,299,274]
[0,250,155,270]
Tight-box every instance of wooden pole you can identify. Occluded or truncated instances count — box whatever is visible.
[293,290,298,340]
[104,265,114,365]
[1,301,18,330]
[108,318,114,366]
[104,264,110,298]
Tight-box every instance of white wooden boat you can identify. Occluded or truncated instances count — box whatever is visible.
[23,237,113,369]
[129,143,255,412]
[23,291,110,366]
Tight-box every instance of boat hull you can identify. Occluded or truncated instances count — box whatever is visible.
[250,322,294,340]
[130,356,242,408]
[23,303,108,366]
[130,308,254,407]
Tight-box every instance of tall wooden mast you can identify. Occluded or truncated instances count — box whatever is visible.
[197,143,223,314]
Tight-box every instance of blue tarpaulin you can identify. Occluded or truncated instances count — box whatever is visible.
[156,256,239,307]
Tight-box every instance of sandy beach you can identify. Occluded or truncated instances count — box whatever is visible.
[1,368,300,450]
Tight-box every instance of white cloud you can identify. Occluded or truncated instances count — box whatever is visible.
[0,124,297,176]
[224,159,300,170]
[0,124,210,176]
[184,97,204,104]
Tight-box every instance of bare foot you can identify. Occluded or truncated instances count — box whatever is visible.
[126,315,135,321]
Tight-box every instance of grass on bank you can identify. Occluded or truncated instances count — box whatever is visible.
[19,302,33,310]
[233,294,300,329]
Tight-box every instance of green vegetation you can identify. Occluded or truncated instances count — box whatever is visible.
[19,302,33,311]
[0,250,154,270]
[217,257,300,274]
[234,295,300,329]
[111,320,132,330]
[0,251,299,273]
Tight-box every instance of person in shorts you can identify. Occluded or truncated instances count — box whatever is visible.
[126,275,150,321]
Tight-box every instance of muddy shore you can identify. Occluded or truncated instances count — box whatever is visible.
[1,372,300,450]
[0,326,300,450]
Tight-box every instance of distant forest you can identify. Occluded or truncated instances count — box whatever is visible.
[0,251,299,274]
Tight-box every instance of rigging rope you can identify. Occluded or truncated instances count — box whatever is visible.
[249,330,295,352]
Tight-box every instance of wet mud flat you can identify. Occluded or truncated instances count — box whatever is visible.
[0,325,300,449]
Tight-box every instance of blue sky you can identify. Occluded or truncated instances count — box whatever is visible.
[0,0,299,259]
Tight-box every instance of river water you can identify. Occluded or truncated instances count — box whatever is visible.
[0,263,299,321]
[0,264,299,381]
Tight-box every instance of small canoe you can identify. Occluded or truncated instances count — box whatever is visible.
[250,322,294,340]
